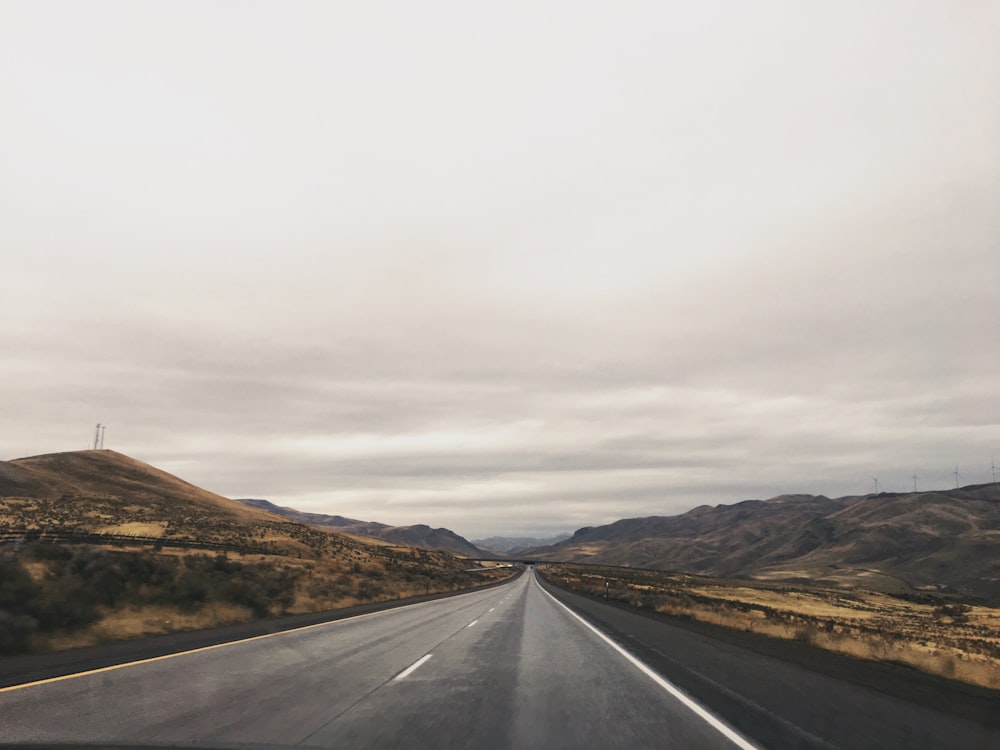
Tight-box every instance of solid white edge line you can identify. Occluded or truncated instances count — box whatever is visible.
[393,653,432,681]
[534,575,763,750]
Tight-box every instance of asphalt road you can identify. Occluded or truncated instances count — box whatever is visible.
[0,570,996,749]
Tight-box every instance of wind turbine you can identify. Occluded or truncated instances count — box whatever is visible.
[872,477,879,495]
[992,457,997,484]
[953,465,960,489]
[912,468,918,492]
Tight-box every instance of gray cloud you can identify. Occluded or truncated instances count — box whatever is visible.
[2,1,998,538]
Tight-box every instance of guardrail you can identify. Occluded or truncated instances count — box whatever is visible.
[0,528,276,556]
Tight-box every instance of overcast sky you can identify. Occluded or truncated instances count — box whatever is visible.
[2,1,998,538]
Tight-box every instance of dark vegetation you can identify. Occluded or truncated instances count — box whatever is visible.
[0,545,299,654]
[0,541,513,655]
[0,451,516,655]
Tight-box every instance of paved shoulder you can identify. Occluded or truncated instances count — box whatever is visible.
[540,576,1000,750]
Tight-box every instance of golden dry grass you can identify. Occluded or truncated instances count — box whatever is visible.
[545,565,1000,690]
[94,521,169,537]
[1,449,521,653]
[21,549,518,653]
[46,603,256,650]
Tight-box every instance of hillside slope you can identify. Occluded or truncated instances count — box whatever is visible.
[525,486,1000,598]
[234,498,488,557]
[0,450,511,653]
[0,450,488,573]
[0,450,269,520]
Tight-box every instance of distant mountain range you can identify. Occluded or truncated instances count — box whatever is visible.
[0,450,489,559]
[471,534,573,554]
[522,485,1000,599]
[8,450,995,599]
[0,450,396,560]
[234,498,490,558]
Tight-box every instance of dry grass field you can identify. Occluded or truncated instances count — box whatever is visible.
[3,541,515,654]
[0,450,516,654]
[541,564,1000,690]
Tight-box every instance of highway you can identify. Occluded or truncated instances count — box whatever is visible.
[0,570,997,749]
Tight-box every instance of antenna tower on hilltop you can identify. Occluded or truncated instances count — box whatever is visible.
[953,465,960,488]
[992,457,997,484]
[912,469,918,492]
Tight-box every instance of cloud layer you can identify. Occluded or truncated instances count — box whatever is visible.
[2,2,998,537]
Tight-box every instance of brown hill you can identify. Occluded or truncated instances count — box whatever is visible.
[0,450,326,555]
[234,498,490,557]
[2,450,275,518]
[524,486,1000,599]
[0,450,485,569]
[0,450,513,652]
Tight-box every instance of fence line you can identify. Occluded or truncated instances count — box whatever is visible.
[0,528,275,556]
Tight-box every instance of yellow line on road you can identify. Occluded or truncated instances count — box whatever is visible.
[0,591,477,693]
[0,577,518,695]
[0,610,385,695]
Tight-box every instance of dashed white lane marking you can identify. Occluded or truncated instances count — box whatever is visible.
[0,580,519,695]
[394,653,433,681]
[467,619,479,628]
[0,606,409,694]
[488,608,495,613]
[535,575,762,750]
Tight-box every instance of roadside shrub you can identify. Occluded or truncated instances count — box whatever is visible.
[0,545,306,653]
[1,548,98,632]
[0,553,43,654]
[0,553,40,610]
[356,580,381,600]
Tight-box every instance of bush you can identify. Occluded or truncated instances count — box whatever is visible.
[0,554,43,654]
[0,610,38,654]
[0,545,305,653]
[934,603,972,625]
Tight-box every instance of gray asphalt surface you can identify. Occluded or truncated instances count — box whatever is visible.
[539,578,1000,750]
[1,570,996,749]
[0,571,752,749]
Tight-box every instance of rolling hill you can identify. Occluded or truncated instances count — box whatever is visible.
[0,450,520,655]
[0,450,490,562]
[1,450,277,541]
[524,485,1000,599]
[0,450,512,652]
[234,498,489,557]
